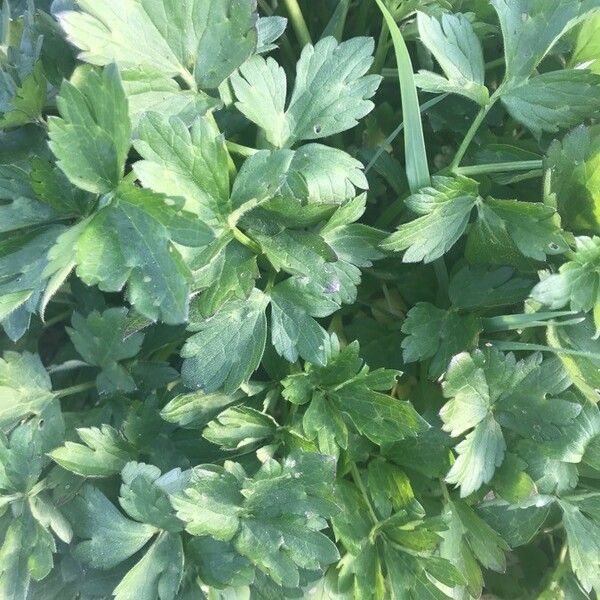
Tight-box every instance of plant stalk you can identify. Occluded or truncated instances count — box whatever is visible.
[55,381,97,398]
[349,461,379,527]
[455,160,544,176]
[450,97,498,172]
[282,0,312,47]
[226,141,259,158]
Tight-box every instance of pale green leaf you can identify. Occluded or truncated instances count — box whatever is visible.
[181,288,269,393]
[58,0,258,89]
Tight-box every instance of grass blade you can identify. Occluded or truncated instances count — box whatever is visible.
[322,0,350,41]
[374,0,429,192]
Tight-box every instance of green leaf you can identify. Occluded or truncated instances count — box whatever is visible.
[0,351,55,432]
[250,228,337,290]
[570,11,600,73]
[404,189,477,243]
[75,183,213,324]
[231,37,381,148]
[58,0,258,89]
[113,532,184,600]
[187,537,254,589]
[191,237,259,317]
[203,407,278,451]
[478,500,551,547]
[375,0,429,192]
[547,124,600,233]
[0,226,65,341]
[543,399,600,466]
[31,158,91,216]
[68,485,157,569]
[66,308,144,394]
[234,515,339,588]
[173,453,338,588]
[270,278,333,367]
[446,414,506,498]
[547,316,600,403]
[0,511,56,600]
[161,389,242,429]
[448,265,534,310]
[120,67,220,129]
[334,384,428,445]
[256,16,288,53]
[48,64,131,194]
[415,12,489,106]
[491,453,537,503]
[468,198,568,264]
[119,462,186,532]
[559,499,600,595]
[49,425,136,478]
[181,288,269,393]
[531,236,600,331]
[171,466,243,541]
[303,391,348,456]
[0,163,56,234]
[133,113,230,224]
[283,338,424,446]
[401,302,481,379]
[492,0,600,85]
[449,499,510,573]
[0,421,45,494]
[382,176,478,263]
[501,70,600,136]
[0,61,47,129]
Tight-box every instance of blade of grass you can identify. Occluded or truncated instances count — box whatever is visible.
[483,311,584,333]
[455,160,544,177]
[374,0,429,193]
[365,93,448,174]
[484,340,600,361]
[322,0,350,41]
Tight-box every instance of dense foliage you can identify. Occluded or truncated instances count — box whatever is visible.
[2,0,600,598]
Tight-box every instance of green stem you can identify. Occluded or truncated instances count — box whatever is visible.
[372,20,389,74]
[450,96,498,171]
[179,68,198,92]
[483,340,600,361]
[543,167,556,207]
[206,113,237,177]
[485,56,505,70]
[226,140,259,158]
[349,461,379,527]
[42,309,71,329]
[439,479,451,502]
[455,160,544,177]
[282,0,312,46]
[232,227,262,255]
[55,381,96,398]
[433,258,449,305]
[257,0,273,15]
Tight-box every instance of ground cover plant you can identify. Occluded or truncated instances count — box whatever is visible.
[2,0,600,598]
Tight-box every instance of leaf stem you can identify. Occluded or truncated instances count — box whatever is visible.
[257,0,273,15]
[232,227,263,255]
[372,20,389,74]
[455,160,543,177]
[179,69,198,92]
[433,258,449,305]
[42,309,72,329]
[205,112,237,177]
[349,461,379,527]
[450,97,498,172]
[226,141,259,158]
[55,381,96,398]
[282,0,312,47]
